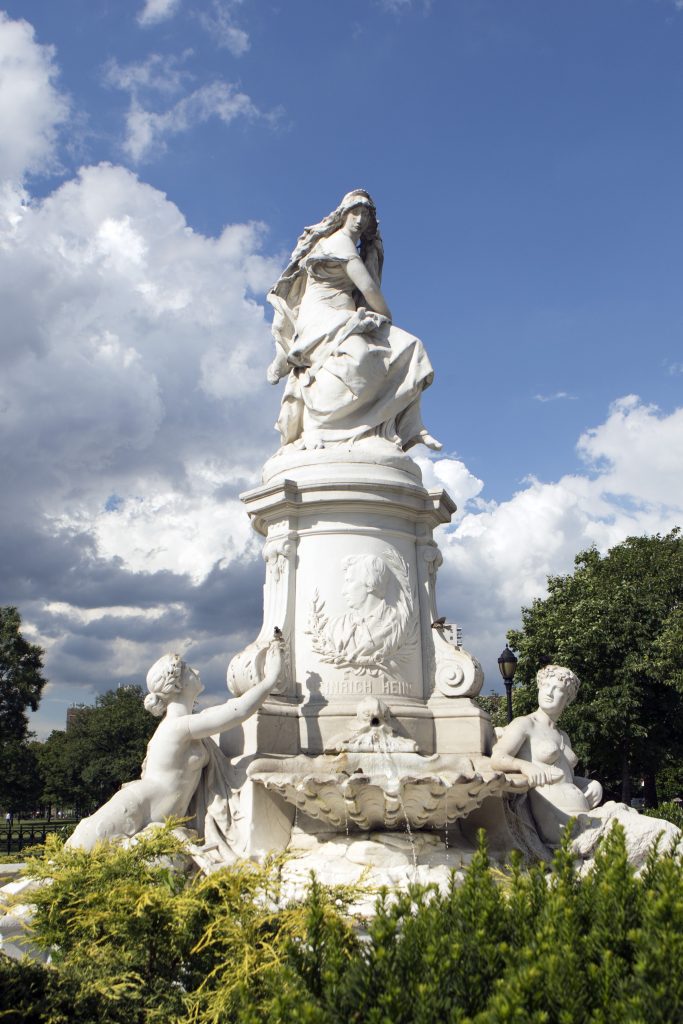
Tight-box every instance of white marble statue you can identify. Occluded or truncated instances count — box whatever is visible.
[267,189,442,452]
[490,665,680,868]
[489,666,601,845]
[68,638,284,853]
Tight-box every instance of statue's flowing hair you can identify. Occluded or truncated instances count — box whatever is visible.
[267,190,384,357]
[370,550,416,662]
[272,189,383,294]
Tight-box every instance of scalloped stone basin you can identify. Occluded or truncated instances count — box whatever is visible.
[248,751,526,832]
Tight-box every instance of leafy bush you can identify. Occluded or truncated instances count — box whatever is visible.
[644,800,683,831]
[1,823,682,1023]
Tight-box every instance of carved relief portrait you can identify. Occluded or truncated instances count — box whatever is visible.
[307,552,418,676]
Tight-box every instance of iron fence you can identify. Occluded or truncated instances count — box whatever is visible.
[0,821,77,856]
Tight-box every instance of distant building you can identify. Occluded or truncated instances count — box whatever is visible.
[66,705,87,731]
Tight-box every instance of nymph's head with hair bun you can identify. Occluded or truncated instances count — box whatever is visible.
[144,653,203,717]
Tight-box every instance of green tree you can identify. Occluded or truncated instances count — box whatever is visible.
[35,729,90,815]
[34,686,157,814]
[475,693,508,730]
[0,739,42,814]
[0,606,46,744]
[0,607,46,813]
[507,530,683,806]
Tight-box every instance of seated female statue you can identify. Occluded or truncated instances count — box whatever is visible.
[267,189,441,452]
[491,664,679,867]
[490,665,601,846]
[68,638,283,852]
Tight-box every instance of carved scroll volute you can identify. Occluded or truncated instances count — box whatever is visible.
[227,531,297,697]
[433,629,484,698]
[420,544,484,698]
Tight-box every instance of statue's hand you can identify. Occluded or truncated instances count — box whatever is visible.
[523,762,564,787]
[267,350,289,385]
[338,307,389,344]
[263,635,285,690]
[267,361,282,385]
[584,779,603,809]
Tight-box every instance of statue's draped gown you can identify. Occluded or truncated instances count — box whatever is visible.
[269,233,435,449]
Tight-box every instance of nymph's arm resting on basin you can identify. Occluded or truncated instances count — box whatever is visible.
[490,718,564,786]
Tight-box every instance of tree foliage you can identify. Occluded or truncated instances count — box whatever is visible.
[2,824,683,1023]
[34,729,87,813]
[0,739,42,814]
[0,606,45,745]
[474,694,508,730]
[35,686,157,814]
[507,530,683,804]
[0,607,46,812]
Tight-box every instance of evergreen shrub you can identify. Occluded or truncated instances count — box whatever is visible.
[1,823,682,1023]
[644,801,683,831]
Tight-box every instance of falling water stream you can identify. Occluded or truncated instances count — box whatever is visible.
[341,785,350,839]
[376,727,418,878]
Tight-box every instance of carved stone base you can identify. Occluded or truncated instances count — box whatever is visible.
[228,443,486,759]
[427,696,497,756]
[299,698,436,756]
[225,441,494,860]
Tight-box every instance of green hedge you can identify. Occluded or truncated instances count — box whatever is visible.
[644,801,683,831]
[1,824,682,1023]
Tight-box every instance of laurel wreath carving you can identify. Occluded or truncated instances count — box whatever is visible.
[306,551,419,677]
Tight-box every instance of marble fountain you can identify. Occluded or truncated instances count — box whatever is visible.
[60,189,681,893]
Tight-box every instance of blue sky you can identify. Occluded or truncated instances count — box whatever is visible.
[0,0,681,735]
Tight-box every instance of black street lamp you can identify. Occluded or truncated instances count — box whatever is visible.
[497,645,518,724]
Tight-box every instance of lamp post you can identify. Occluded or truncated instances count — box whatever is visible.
[497,645,518,724]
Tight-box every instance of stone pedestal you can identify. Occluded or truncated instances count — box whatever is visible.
[227,440,486,761]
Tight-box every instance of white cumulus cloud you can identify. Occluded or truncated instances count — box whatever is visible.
[137,0,182,27]
[413,454,486,520]
[0,13,69,183]
[432,397,683,686]
[123,81,262,162]
[0,159,284,732]
[198,0,250,56]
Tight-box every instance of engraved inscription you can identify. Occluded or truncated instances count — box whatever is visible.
[322,674,410,698]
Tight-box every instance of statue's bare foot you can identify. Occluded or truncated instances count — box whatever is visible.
[421,432,443,451]
[302,432,325,450]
